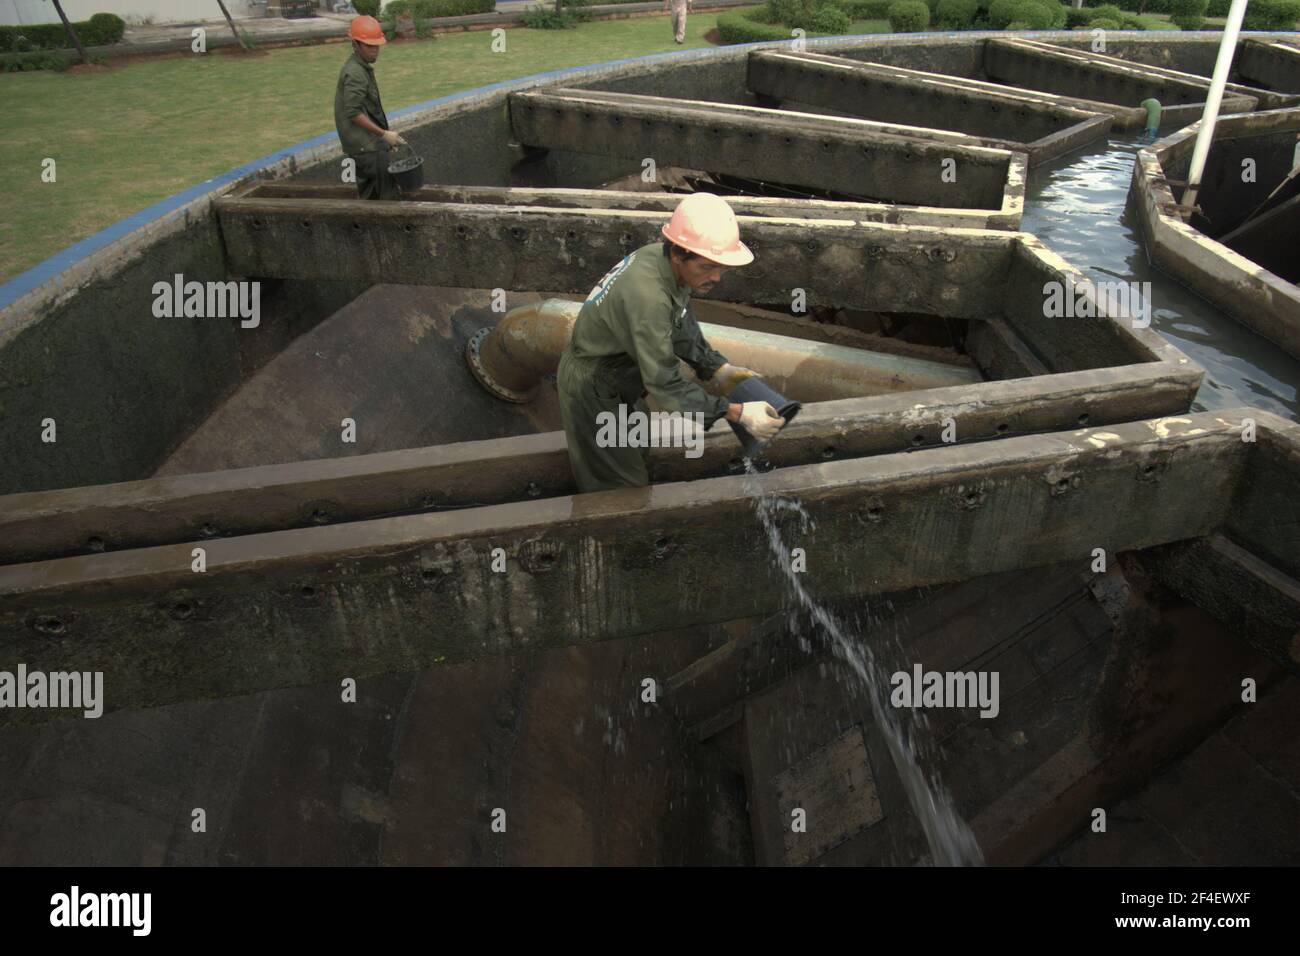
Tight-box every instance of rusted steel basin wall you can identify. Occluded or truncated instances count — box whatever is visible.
[983,38,1261,128]
[1237,39,1300,96]
[0,34,1245,498]
[745,51,1113,165]
[1,410,1296,724]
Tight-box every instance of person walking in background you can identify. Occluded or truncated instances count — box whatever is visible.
[664,0,692,43]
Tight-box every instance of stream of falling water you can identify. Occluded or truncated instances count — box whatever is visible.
[740,460,985,866]
[729,130,1300,864]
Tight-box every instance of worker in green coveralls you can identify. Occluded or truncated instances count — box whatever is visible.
[333,15,406,200]
[557,193,784,492]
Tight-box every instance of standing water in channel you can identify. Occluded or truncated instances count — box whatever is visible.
[1023,134,1299,421]
[740,461,984,867]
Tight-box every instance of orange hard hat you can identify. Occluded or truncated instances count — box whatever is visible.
[348,15,386,45]
[661,193,753,267]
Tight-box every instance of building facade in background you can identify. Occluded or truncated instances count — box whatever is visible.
[1,0,332,26]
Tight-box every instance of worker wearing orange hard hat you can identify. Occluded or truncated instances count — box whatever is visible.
[557,192,783,492]
[333,15,406,200]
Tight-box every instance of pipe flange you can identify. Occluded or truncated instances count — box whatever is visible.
[465,326,532,404]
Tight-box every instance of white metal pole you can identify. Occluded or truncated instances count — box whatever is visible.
[1181,0,1252,214]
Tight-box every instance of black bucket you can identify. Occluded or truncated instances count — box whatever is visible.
[727,377,801,458]
[387,143,424,194]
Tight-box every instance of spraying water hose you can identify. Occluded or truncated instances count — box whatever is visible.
[727,376,801,458]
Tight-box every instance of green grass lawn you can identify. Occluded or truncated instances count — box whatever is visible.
[0,15,721,283]
[848,18,893,33]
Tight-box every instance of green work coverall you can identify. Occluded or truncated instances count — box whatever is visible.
[333,50,400,200]
[558,241,733,492]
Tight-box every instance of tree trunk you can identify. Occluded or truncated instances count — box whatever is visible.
[50,0,89,64]
[216,0,252,51]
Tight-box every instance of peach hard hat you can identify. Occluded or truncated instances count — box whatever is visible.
[660,192,754,267]
[348,15,386,45]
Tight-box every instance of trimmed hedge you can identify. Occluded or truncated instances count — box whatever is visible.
[85,13,124,44]
[716,9,792,40]
[1082,0,1171,11]
[766,0,857,30]
[713,0,866,34]
[1072,2,1163,27]
[1088,16,1122,26]
[1,50,73,71]
[0,12,124,52]
[1066,2,1123,25]
[383,0,495,16]
[887,0,931,30]
[1079,0,1209,13]
[766,0,806,25]
[988,0,1052,28]
[810,5,854,31]
[1168,0,1206,27]
[1243,0,1300,29]
[717,3,855,41]
[936,0,980,26]
[519,7,591,27]
[841,0,895,15]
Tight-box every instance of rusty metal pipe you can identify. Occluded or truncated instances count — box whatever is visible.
[467,299,980,404]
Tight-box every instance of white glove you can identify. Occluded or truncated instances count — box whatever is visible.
[739,401,783,441]
[381,130,407,148]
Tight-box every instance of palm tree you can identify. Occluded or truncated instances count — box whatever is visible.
[216,0,253,51]
[48,0,88,65]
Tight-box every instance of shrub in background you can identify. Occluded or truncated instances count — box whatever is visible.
[811,4,854,32]
[1169,0,1208,28]
[988,0,1053,28]
[83,13,126,45]
[1066,2,1123,24]
[936,0,980,27]
[1243,0,1300,29]
[761,0,861,31]
[353,0,381,15]
[717,9,792,40]
[0,12,124,51]
[842,0,895,15]
[887,0,931,30]
[765,0,805,25]
[520,7,590,27]
[1,50,72,71]
[418,0,494,14]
